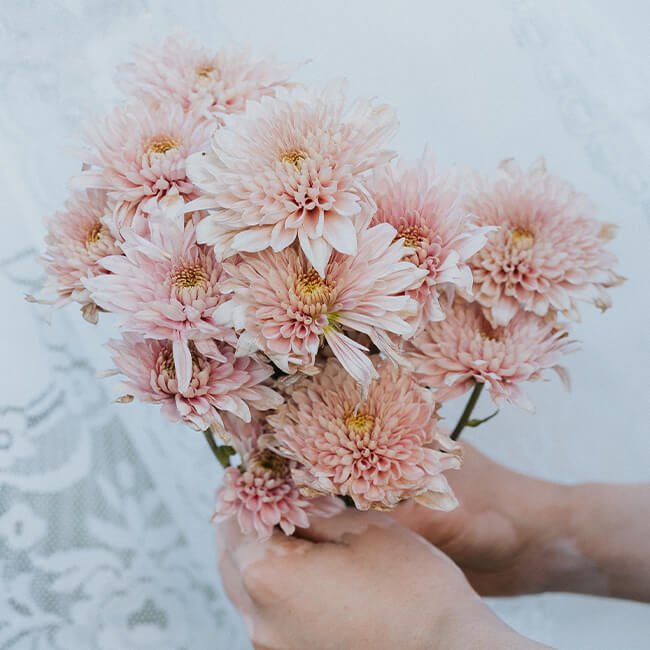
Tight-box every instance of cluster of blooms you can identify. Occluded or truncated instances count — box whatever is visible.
[39,34,621,540]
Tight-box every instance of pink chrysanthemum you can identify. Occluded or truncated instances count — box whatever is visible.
[117,33,295,119]
[406,297,577,412]
[107,335,282,433]
[86,218,234,393]
[213,418,343,540]
[188,83,398,276]
[214,223,427,388]
[40,189,122,323]
[369,157,492,329]
[465,158,622,326]
[72,102,213,234]
[266,357,461,511]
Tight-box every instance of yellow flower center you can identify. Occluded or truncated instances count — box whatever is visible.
[345,411,375,438]
[509,226,534,249]
[160,347,176,379]
[251,449,290,477]
[147,136,180,155]
[196,65,215,79]
[281,148,307,169]
[397,226,424,249]
[296,269,332,304]
[86,222,103,246]
[171,264,208,289]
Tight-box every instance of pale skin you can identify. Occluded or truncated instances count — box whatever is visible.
[217,444,650,649]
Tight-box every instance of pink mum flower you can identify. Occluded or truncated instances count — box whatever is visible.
[267,357,461,512]
[466,158,622,326]
[213,418,343,540]
[72,101,213,234]
[188,83,398,275]
[215,223,427,388]
[369,156,492,329]
[406,297,577,412]
[86,218,234,392]
[107,335,282,433]
[41,189,121,323]
[117,33,295,119]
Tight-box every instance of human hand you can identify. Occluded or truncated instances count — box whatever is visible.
[217,509,549,650]
[393,443,650,601]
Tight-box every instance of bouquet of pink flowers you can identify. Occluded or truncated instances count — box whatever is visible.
[34,34,622,540]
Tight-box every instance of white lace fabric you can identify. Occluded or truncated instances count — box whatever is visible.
[1,1,648,649]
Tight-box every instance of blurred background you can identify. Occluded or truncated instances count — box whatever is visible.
[1,1,648,648]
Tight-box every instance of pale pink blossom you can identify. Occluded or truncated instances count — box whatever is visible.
[214,224,427,388]
[369,156,492,329]
[86,218,234,392]
[107,335,282,433]
[117,33,295,119]
[266,357,461,511]
[72,101,213,234]
[465,158,622,326]
[406,297,577,412]
[213,418,343,540]
[40,189,122,323]
[188,83,398,276]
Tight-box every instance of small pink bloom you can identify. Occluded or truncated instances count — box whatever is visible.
[86,218,234,392]
[465,158,623,326]
[41,189,122,323]
[107,335,282,433]
[188,82,398,276]
[215,224,427,389]
[72,101,213,234]
[117,33,295,119]
[213,418,343,540]
[406,297,577,412]
[267,357,461,511]
[369,156,492,329]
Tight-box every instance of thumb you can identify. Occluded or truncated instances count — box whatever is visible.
[297,508,395,543]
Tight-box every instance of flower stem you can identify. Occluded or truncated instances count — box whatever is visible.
[203,428,232,469]
[451,382,484,441]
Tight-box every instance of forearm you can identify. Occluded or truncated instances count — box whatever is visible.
[436,597,552,650]
[532,482,650,600]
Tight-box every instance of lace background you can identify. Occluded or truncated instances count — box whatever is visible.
[1,1,648,648]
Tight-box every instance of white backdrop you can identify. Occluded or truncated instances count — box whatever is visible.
[1,1,648,648]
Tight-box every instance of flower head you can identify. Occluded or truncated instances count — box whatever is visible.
[406,297,576,411]
[86,218,233,392]
[188,83,398,275]
[213,418,343,540]
[215,223,427,388]
[267,357,461,511]
[41,189,122,322]
[369,156,492,329]
[73,101,213,234]
[466,158,622,326]
[117,33,295,119]
[107,335,282,433]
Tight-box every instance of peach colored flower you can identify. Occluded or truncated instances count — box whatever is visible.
[117,33,295,119]
[107,335,281,433]
[214,223,427,389]
[86,218,234,393]
[40,189,121,323]
[72,101,213,234]
[369,156,492,329]
[266,357,461,511]
[406,297,577,412]
[213,418,343,540]
[188,82,398,275]
[465,158,622,326]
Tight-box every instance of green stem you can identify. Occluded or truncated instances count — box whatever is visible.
[203,428,231,469]
[451,382,484,441]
